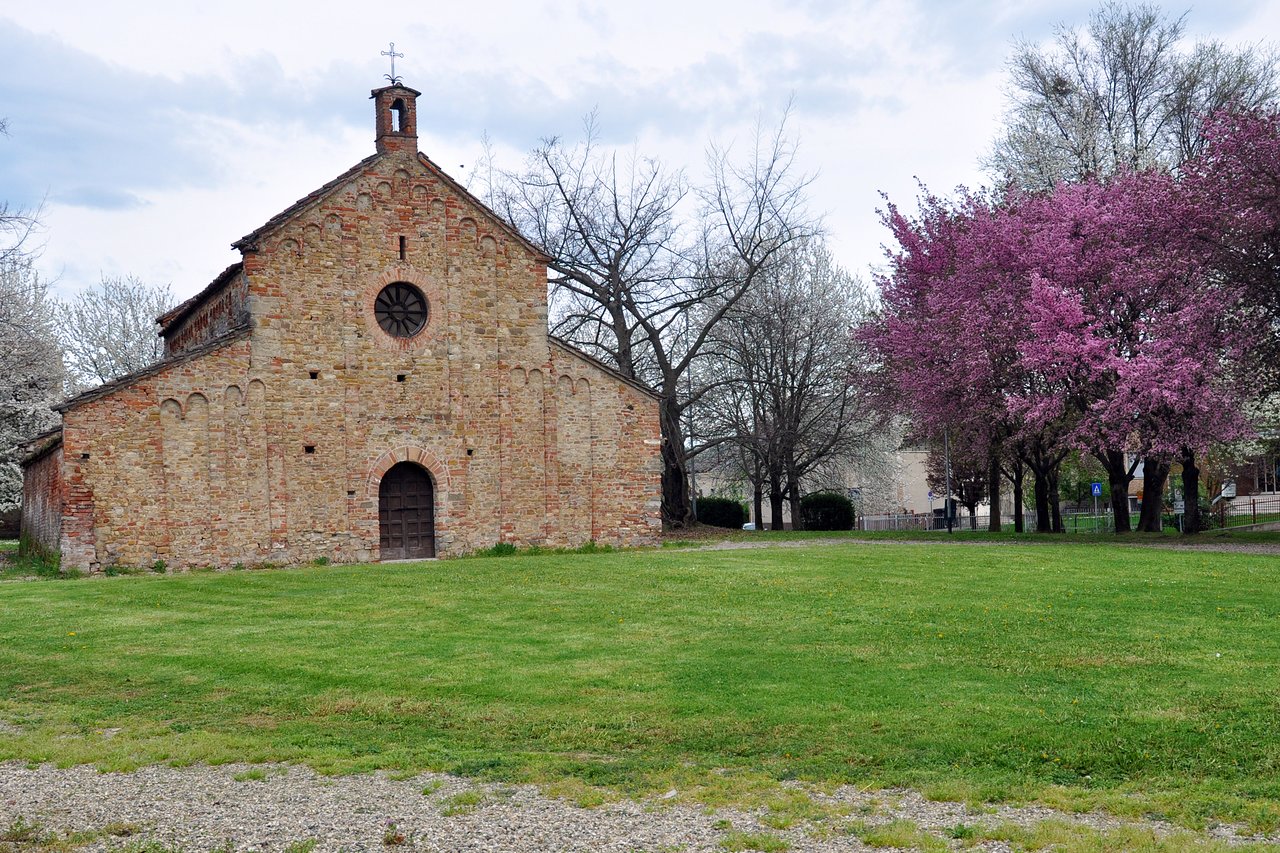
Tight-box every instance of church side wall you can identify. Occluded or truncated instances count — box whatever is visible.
[547,348,663,546]
[20,446,62,555]
[57,337,289,572]
[164,272,249,358]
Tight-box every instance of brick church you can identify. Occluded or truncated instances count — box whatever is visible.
[20,82,663,572]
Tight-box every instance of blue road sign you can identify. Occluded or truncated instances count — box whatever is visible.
[1091,482,1103,497]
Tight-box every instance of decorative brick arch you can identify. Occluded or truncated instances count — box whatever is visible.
[366,446,449,496]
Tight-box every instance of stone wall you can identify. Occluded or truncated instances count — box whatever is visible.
[51,142,662,572]
[163,267,249,358]
[20,444,62,554]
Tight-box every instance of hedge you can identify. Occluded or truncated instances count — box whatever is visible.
[696,496,747,529]
[799,491,854,531]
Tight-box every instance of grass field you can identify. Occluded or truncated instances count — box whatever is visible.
[2,540,1280,832]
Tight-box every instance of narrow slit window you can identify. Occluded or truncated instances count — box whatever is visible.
[396,374,407,383]
[398,235,406,260]
[304,445,316,455]
[309,370,319,379]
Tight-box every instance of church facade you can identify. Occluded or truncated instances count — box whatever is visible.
[20,83,663,572]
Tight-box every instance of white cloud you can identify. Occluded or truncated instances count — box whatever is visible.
[2,0,1275,299]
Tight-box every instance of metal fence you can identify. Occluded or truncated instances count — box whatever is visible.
[855,512,1043,532]
[855,495,1280,533]
[1208,494,1280,530]
[855,511,1116,533]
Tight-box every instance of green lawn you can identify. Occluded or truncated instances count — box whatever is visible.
[1,541,1279,830]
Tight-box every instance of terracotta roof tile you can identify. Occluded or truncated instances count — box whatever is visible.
[549,337,660,400]
[55,323,252,414]
[231,154,380,251]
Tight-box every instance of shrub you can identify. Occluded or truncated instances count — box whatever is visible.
[478,542,518,557]
[799,491,854,531]
[696,496,747,529]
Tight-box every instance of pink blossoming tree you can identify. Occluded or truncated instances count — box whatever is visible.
[867,132,1266,534]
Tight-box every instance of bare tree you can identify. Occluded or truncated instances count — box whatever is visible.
[926,438,988,530]
[990,2,1278,189]
[57,275,175,393]
[0,257,63,512]
[0,118,61,513]
[0,118,44,272]
[486,114,685,381]
[700,241,887,529]
[489,110,817,527]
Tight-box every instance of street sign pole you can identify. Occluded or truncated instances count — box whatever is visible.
[1090,482,1102,534]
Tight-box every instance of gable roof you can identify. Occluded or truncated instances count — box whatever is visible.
[19,427,63,468]
[55,321,252,414]
[414,151,551,263]
[549,336,661,401]
[229,150,551,264]
[157,261,243,338]
[232,154,379,251]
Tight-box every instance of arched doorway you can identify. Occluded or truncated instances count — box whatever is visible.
[379,462,436,559]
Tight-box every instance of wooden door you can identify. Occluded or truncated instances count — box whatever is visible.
[379,462,436,559]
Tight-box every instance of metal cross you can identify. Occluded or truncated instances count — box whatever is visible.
[381,42,404,84]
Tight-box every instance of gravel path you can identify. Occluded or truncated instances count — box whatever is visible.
[1,763,1274,851]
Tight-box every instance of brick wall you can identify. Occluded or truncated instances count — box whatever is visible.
[163,269,249,358]
[52,143,662,572]
[20,445,62,554]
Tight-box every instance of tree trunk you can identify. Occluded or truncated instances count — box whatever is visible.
[1137,457,1171,532]
[1032,465,1051,533]
[660,397,692,528]
[769,471,785,531]
[1098,449,1134,534]
[1181,447,1202,535]
[1008,457,1025,533]
[610,303,636,379]
[752,481,764,533]
[987,448,1003,532]
[786,478,803,531]
[1048,463,1064,533]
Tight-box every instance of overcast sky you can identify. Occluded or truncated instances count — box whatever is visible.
[2,0,1276,301]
